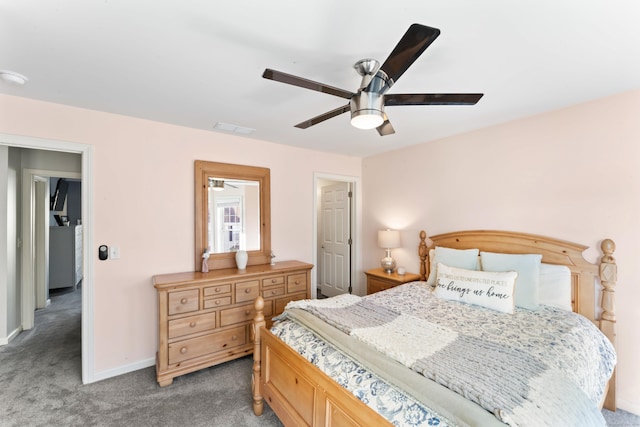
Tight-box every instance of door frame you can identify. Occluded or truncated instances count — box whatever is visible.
[33,175,49,310]
[2,132,95,384]
[312,172,361,297]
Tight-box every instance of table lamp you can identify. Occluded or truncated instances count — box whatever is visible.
[378,229,400,273]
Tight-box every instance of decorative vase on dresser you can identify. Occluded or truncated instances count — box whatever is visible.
[235,250,248,270]
[153,260,313,386]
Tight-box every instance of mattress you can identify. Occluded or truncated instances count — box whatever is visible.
[270,282,616,427]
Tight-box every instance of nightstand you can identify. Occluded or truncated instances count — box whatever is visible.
[365,268,421,295]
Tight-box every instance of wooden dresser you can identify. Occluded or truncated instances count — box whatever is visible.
[153,260,313,386]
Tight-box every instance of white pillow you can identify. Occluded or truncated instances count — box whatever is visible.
[426,246,480,286]
[435,263,517,314]
[539,263,572,311]
[480,252,543,310]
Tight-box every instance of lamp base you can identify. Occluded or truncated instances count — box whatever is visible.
[380,255,396,274]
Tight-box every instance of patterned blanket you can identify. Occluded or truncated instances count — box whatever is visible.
[284,283,616,427]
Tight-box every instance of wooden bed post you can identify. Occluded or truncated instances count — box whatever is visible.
[599,239,617,411]
[252,296,265,416]
[418,230,428,281]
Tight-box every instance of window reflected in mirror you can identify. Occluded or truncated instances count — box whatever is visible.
[207,178,260,254]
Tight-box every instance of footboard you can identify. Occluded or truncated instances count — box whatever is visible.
[252,296,392,427]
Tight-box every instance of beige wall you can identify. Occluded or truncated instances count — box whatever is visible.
[0,94,361,376]
[362,89,640,414]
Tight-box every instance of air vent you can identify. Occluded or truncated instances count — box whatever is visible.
[213,122,255,135]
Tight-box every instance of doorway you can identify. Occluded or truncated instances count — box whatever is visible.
[1,133,95,384]
[313,173,360,298]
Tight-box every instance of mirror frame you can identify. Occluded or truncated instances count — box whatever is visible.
[195,160,271,271]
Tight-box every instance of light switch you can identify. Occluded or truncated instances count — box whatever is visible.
[110,246,120,259]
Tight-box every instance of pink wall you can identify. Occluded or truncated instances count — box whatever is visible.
[2,89,638,413]
[0,94,361,375]
[363,89,640,413]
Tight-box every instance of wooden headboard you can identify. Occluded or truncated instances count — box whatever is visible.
[417,229,617,410]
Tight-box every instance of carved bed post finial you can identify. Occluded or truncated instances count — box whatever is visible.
[252,296,265,416]
[599,238,617,411]
[599,239,617,324]
[419,230,428,281]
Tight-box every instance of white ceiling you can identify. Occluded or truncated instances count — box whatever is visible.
[2,1,639,157]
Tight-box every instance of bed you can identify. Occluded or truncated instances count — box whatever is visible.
[251,230,618,426]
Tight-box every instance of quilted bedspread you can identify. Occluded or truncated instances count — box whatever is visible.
[283,282,616,427]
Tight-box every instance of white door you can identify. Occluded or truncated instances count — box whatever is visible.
[319,182,351,297]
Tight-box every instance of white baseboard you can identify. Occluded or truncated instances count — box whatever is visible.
[86,357,156,384]
[0,326,23,346]
[618,397,640,417]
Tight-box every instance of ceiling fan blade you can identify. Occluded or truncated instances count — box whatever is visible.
[263,69,354,100]
[379,24,440,87]
[376,115,395,136]
[294,104,351,129]
[385,93,484,106]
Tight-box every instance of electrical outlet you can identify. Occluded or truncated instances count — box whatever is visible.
[110,246,120,259]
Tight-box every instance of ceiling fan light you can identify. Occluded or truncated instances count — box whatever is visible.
[350,110,384,130]
[209,179,225,191]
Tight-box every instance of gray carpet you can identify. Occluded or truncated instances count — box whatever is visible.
[0,287,282,427]
[1,288,638,427]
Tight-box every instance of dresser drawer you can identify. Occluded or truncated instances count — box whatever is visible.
[275,293,306,314]
[262,275,285,287]
[236,280,259,303]
[168,289,199,315]
[168,326,246,364]
[263,302,274,318]
[168,312,216,339]
[204,284,231,297]
[287,273,308,294]
[367,277,393,294]
[220,304,255,327]
[263,286,285,299]
[203,296,232,310]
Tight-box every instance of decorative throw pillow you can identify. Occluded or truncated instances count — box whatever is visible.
[435,263,517,314]
[480,252,543,310]
[539,263,572,311]
[426,246,480,286]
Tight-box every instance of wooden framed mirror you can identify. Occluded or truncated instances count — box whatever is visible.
[195,160,271,271]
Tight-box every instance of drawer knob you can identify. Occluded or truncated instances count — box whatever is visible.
[215,300,221,305]
[245,310,251,316]
[180,298,188,304]
[245,288,251,294]
[189,322,196,328]
[232,335,237,341]
[271,279,277,283]
[295,280,300,285]
[271,290,277,295]
[180,347,187,354]
[215,288,221,293]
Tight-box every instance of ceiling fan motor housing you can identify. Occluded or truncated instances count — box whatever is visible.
[350,70,389,129]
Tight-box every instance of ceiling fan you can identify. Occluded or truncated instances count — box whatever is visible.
[208,178,238,191]
[263,23,483,136]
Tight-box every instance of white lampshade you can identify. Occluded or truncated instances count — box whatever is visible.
[378,229,400,249]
